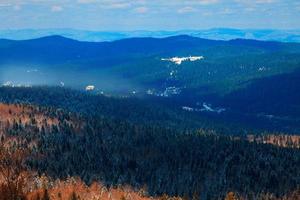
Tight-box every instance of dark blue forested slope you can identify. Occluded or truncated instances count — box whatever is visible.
[1,35,300,133]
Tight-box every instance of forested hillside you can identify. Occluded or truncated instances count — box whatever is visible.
[0,86,251,134]
[1,36,300,134]
[1,35,300,94]
[0,89,300,200]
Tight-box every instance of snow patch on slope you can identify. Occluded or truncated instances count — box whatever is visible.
[161,56,204,65]
[182,103,226,114]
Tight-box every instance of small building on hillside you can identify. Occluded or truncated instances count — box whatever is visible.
[86,85,95,91]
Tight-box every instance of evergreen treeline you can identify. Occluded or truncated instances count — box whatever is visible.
[0,86,251,134]
[0,101,299,200]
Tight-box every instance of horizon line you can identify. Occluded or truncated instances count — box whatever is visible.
[1,27,300,32]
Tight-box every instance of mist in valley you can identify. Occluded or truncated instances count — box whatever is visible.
[0,63,143,95]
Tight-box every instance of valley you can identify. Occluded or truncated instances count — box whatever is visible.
[1,36,300,134]
[1,34,300,200]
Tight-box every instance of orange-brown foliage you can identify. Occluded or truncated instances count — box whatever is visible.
[0,103,59,128]
[26,178,165,200]
[247,134,300,148]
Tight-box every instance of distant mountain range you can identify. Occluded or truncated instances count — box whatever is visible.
[1,28,300,42]
[1,35,300,133]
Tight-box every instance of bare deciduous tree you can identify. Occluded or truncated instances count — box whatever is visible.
[0,145,28,200]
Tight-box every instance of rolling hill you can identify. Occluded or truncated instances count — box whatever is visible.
[1,35,300,133]
[0,100,299,200]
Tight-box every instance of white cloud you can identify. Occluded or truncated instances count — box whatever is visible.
[13,4,21,10]
[220,8,234,14]
[235,0,275,5]
[202,11,213,16]
[51,5,63,12]
[77,0,97,4]
[109,2,131,9]
[0,3,11,7]
[178,6,197,13]
[76,0,132,9]
[196,0,219,5]
[134,6,148,13]
[255,0,275,3]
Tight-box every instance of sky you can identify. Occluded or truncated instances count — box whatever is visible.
[0,0,300,31]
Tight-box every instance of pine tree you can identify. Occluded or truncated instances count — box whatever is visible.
[225,192,237,200]
[70,191,78,200]
[42,189,50,200]
[192,191,200,200]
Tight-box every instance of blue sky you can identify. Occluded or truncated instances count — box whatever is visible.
[0,0,300,30]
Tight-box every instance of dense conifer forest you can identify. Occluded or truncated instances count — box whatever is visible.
[0,87,299,200]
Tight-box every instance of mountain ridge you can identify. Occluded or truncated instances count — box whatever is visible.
[1,34,300,134]
[2,34,298,45]
[1,28,300,42]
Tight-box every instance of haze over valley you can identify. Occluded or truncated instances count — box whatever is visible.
[1,34,300,133]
